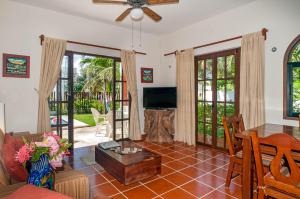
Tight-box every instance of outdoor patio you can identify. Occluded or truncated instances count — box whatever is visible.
[62,124,112,148]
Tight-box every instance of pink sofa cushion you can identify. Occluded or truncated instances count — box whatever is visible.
[3,134,28,182]
[6,184,72,199]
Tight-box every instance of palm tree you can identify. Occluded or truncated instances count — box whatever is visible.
[79,56,121,113]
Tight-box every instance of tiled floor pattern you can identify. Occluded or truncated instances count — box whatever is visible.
[72,141,245,199]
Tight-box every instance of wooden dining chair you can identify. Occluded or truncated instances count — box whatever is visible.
[250,131,300,199]
[222,114,245,187]
[222,114,274,188]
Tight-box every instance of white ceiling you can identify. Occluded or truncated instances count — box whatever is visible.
[10,0,255,35]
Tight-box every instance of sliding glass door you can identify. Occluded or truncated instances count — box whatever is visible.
[195,48,240,149]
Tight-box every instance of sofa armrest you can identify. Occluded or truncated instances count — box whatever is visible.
[0,170,89,199]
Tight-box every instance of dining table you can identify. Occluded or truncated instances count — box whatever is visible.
[235,123,300,199]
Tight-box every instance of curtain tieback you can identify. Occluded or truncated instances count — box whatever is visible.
[34,88,39,94]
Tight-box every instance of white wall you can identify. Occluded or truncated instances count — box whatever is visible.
[0,0,161,133]
[1,0,299,133]
[159,0,300,126]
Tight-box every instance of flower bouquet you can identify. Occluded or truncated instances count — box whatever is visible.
[16,132,71,190]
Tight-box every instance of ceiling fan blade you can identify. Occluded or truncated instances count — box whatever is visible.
[142,7,162,22]
[93,0,128,5]
[147,0,179,5]
[115,8,132,22]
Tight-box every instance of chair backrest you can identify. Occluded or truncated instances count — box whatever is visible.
[250,131,300,188]
[91,108,101,124]
[222,114,245,156]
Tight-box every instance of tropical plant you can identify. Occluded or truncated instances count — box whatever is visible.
[78,56,122,113]
[79,56,114,93]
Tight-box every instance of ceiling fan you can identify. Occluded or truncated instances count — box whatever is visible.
[93,0,179,22]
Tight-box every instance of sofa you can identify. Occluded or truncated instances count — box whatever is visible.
[0,129,89,199]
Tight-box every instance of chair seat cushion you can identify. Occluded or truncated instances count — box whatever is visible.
[236,150,276,166]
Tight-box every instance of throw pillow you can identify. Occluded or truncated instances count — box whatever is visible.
[3,134,28,182]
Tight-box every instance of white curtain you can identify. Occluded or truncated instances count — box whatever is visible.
[175,48,196,146]
[37,37,67,133]
[121,50,141,140]
[240,31,265,129]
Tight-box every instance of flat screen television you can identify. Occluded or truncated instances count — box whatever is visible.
[143,87,177,109]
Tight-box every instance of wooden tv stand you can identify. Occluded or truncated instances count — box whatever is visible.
[144,109,175,143]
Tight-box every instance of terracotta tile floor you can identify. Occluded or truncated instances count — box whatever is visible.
[70,141,245,199]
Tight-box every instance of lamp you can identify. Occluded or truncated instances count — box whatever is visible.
[130,8,144,21]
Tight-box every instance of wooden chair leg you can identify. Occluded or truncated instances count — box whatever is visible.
[258,189,265,199]
[225,160,235,187]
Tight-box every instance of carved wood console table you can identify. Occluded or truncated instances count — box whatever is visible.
[144,109,175,143]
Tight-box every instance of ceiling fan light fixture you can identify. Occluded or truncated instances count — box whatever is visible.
[130,8,144,21]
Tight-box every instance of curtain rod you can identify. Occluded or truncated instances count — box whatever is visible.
[164,28,268,56]
[39,35,147,56]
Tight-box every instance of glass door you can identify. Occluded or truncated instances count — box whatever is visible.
[196,48,240,149]
[113,61,130,140]
[49,52,74,148]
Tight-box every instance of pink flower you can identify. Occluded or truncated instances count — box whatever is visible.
[43,132,61,142]
[16,145,31,164]
[50,154,63,169]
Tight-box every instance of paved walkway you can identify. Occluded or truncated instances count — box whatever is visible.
[61,115,89,128]
[62,125,112,148]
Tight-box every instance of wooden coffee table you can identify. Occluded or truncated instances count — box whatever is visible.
[95,140,161,185]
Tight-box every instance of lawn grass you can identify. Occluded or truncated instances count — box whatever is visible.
[74,114,96,126]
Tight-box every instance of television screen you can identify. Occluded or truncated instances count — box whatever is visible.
[143,87,177,109]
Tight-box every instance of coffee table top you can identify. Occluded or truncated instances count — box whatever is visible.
[96,140,161,166]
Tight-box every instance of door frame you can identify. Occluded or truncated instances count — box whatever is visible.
[55,50,129,143]
[49,51,74,149]
[194,48,241,149]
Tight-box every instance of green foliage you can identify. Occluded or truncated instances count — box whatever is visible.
[31,146,50,163]
[292,67,300,113]
[79,56,118,94]
[289,42,300,62]
[74,99,105,114]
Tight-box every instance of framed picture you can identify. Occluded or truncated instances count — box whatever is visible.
[141,67,153,83]
[2,54,30,78]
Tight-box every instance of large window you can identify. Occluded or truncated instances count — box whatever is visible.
[284,35,300,119]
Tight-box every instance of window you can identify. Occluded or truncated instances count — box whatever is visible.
[284,35,300,119]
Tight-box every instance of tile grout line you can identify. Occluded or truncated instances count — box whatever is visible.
[88,142,233,199]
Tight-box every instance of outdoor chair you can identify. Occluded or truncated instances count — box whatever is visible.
[91,108,106,137]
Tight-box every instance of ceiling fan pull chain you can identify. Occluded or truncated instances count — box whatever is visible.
[131,20,134,49]
[139,21,142,47]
